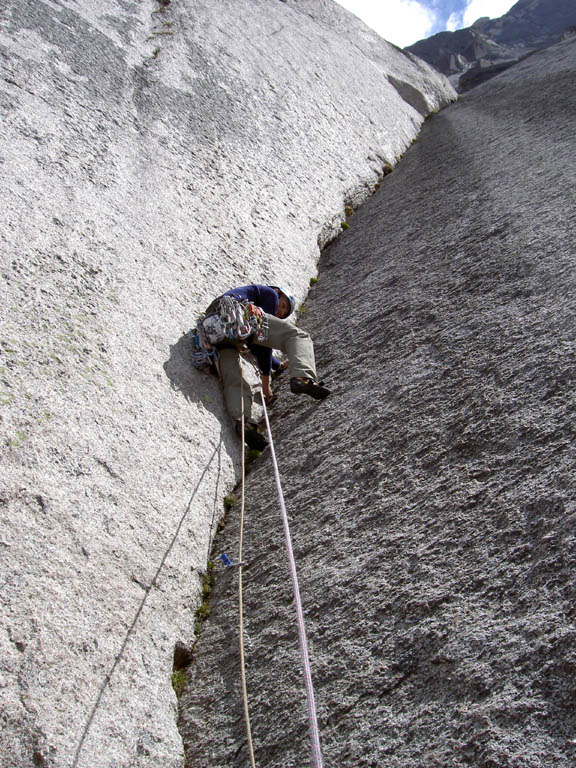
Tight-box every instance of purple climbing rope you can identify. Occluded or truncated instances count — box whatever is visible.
[260,395,324,768]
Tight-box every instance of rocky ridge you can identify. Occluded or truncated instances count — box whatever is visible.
[182,36,576,767]
[406,0,576,90]
[0,1,454,766]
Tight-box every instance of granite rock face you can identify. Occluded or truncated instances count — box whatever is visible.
[407,0,576,90]
[0,1,454,766]
[182,37,576,767]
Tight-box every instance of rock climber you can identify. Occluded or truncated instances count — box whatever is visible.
[215,284,330,450]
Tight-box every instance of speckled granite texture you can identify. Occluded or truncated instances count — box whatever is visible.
[0,0,454,766]
[182,37,576,768]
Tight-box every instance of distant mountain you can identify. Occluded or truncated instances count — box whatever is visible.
[406,0,576,91]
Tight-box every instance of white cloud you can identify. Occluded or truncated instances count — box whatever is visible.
[461,0,517,27]
[446,11,464,32]
[334,0,438,48]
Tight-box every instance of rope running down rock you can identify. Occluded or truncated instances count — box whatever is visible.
[260,391,324,768]
[238,375,257,767]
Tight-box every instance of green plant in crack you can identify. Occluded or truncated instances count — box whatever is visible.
[202,565,214,600]
[223,493,236,511]
[194,559,215,636]
[246,448,262,465]
[196,601,211,620]
[171,669,186,696]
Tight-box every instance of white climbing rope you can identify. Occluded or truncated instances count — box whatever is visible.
[260,393,325,768]
[238,376,257,768]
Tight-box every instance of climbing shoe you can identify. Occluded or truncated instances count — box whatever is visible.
[236,421,268,451]
[289,377,331,400]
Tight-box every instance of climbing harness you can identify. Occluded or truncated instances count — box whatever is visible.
[191,295,266,378]
[200,295,264,348]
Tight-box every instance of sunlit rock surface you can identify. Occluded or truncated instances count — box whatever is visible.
[0,0,454,766]
[183,37,576,768]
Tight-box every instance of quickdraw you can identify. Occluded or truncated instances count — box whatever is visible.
[190,296,265,373]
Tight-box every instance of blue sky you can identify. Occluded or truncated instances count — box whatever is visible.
[334,0,518,47]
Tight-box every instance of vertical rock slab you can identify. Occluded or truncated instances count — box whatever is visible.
[0,0,454,766]
[183,38,576,767]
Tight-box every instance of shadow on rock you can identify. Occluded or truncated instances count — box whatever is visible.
[163,330,244,463]
[164,330,221,409]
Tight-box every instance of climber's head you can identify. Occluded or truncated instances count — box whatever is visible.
[271,287,295,319]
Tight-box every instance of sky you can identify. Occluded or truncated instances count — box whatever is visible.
[334,0,519,48]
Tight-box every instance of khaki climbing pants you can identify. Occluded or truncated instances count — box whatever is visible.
[218,314,317,422]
